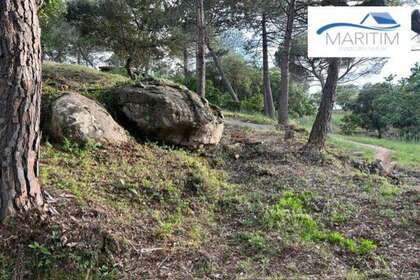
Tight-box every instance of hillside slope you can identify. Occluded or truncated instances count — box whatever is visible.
[0,64,418,280]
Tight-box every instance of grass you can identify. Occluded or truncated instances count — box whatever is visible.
[2,63,417,279]
[0,138,232,279]
[343,135,420,169]
[42,62,129,93]
[329,134,376,162]
[223,111,277,125]
[296,111,347,133]
[297,112,420,169]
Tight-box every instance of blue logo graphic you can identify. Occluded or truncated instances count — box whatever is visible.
[317,12,400,35]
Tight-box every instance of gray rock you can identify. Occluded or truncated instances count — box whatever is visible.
[50,93,129,145]
[116,81,224,148]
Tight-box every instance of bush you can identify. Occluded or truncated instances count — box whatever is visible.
[340,115,361,135]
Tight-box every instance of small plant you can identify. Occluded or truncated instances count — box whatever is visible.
[153,211,183,240]
[358,239,376,255]
[345,268,367,280]
[28,242,54,273]
[237,232,267,252]
[0,254,12,280]
[265,192,376,254]
[112,179,140,198]
[57,179,88,201]
[62,138,99,156]
[97,264,119,279]
[364,176,400,197]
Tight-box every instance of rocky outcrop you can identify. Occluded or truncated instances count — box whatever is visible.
[50,93,129,145]
[116,80,224,148]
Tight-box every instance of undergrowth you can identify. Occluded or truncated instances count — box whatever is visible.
[264,191,376,255]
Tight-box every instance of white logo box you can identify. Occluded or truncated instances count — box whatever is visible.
[308,7,412,57]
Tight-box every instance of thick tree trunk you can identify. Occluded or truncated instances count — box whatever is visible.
[305,58,340,152]
[278,0,295,126]
[207,42,240,103]
[262,13,275,118]
[125,57,135,80]
[196,0,206,97]
[183,47,189,79]
[0,0,44,221]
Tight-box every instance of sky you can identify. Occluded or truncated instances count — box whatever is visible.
[307,51,419,93]
[362,51,419,84]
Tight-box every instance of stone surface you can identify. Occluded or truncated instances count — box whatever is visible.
[116,80,224,148]
[50,93,128,145]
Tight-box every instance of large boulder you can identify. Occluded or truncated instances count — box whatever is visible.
[116,80,224,148]
[50,93,129,145]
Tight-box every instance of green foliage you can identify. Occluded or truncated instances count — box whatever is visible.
[340,114,362,135]
[270,70,315,118]
[344,82,392,138]
[288,82,317,118]
[0,255,12,280]
[264,191,376,254]
[62,138,99,157]
[178,53,315,117]
[358,239,376,255]
[28,242,53,272]
[39,0,66,27]
[27,239,117,280]
[241,93,264,113]
[344,66,420,140]
[237,232,268,253]
[363,175,400,197]
[205,53,263,112]
[67,0,170,72]
[336,85,359,109]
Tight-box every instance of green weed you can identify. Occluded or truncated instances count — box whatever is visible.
[265,192,376,254]
[237,232,268,252]
[0,254,12,280]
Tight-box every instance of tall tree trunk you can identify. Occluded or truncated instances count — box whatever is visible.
[278,0,295,126]
[305,59,340,152]
[196,0,206,97]
[183,47,189,79]
[207,42,240,103]
[0,0,44,221]
[125,57,135,80]
[78,47,95,68]
[262,13,275,118]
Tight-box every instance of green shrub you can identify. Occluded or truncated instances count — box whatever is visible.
[340,114,362,135]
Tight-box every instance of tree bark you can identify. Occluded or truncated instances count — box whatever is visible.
[206,42,240,103]
[183,47,189,79]
[262,13,275,118]
[78,47,95,68]
[305,58,340,152]
[278,0,295,126]
[196,0,206,97]
[125,57,135,80]
[0,0,44,221]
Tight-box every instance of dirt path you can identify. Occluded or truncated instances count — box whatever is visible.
[225,118,395,172]
[338,138,395,172]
